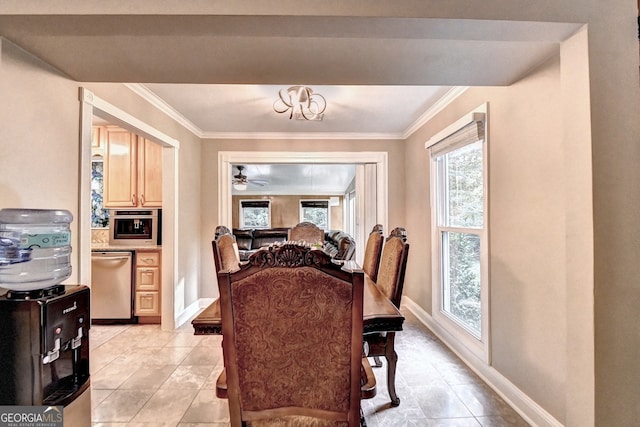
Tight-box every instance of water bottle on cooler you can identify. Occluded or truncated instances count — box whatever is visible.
[0,208,73,290]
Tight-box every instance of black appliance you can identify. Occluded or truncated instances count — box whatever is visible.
[0,285,90,406]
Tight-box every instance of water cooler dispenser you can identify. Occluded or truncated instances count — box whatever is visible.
[0,285,92,424]
[0,209,91,425]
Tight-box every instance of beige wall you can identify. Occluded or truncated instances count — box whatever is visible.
[0,39,82,281]
[404,34,595,423]
[231,195,343,229]
[0,39,203,318]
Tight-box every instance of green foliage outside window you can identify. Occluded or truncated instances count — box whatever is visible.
[242,207,269,228]
[439,140,483,335]
[302,207,328,229]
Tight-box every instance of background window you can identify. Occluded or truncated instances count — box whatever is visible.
[300,200,329,229]
[240,200,271,228]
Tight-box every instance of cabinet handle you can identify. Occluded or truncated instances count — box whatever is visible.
[140,194,145,205]
[131,194,136,206]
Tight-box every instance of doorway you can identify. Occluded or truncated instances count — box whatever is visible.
[79,88,179,331]
[218,151,388,263]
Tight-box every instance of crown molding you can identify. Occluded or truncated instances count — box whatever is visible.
[402,86,469,139]
[125,83,204,137]
[200,131,403,140]
[126,83,467,141]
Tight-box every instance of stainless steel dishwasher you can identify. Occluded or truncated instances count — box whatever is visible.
[91,251,134,322]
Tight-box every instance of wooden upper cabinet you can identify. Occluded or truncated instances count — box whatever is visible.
[103,127,162,208]
[104,127,137,207]
[91,125,106,157]
[137,137,163,207]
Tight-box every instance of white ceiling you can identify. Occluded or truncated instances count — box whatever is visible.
[139,84,454,138]
[0,13,581,194]
[232,164,356,196]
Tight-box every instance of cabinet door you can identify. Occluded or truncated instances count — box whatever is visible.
[135,292,160,316]
[136,266,160,291]
[137,137,163,207]
[104,127,137,207]
[91,126,106,157]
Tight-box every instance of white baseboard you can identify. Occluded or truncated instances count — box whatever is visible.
[403,297,563,427]
[174,298,216,328]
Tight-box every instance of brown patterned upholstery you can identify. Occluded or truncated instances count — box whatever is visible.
[361,225,384,282]
[212,226,240,273]
[288,222,325,245]
[218,243,369,427]
[375,227,409,308]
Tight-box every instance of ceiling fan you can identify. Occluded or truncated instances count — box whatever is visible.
[232,165,268,190]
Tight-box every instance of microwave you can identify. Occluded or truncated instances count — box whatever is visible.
[109,209,161,246]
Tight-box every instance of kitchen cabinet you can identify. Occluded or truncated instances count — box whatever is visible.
[103,126,162,208]
[134,249,161,318]
[91,125,106,157]
[137,137,163,207]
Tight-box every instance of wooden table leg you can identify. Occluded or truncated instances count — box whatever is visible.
[385,332,400,406]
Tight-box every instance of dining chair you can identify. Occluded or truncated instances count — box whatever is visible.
[287,221,325,245]
[217,243,375,427]
[364,226,410,407]
[212,226,240,273]
[361,224,384,282]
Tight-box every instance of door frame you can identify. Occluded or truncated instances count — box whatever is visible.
[79,88,180,330]
[218,151,388,261]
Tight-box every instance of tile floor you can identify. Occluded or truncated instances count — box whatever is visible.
[90,309,529,426]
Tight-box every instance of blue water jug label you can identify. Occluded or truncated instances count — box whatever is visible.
[20,232,71,248]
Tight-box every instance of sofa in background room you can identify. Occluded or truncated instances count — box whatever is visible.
[232,227,356,262]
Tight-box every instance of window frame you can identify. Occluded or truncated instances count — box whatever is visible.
[239,199,271,229]
[299,199,330,230]
[427,104,490,363]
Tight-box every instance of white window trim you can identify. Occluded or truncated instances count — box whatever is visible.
[239,199,271,229]
[428,103,491,364]
[299,199,331,230]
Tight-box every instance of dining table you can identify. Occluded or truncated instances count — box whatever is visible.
[191,260,405,405]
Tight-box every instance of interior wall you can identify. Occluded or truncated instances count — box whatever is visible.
[0,38,81,282]
[231,195,343,229]
[0,38,203,322]
[405,54,573,423]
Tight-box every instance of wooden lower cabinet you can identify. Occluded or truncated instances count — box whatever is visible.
[135,250,161,320]
[135,292,160,315]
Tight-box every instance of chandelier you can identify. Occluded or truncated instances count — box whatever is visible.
[273,86,326,120]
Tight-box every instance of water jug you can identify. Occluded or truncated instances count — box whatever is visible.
[0,208,73,290]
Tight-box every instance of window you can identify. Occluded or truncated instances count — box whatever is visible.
[427,107,489,361]
[240,200,271,228]
[300,200,329,229]
[345,190,356,237]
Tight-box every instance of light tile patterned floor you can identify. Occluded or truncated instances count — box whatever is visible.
[90,310,529,426]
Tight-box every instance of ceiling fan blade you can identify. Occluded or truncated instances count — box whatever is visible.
[249,179,269,186]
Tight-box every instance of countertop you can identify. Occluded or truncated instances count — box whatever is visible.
[91,243,162,252]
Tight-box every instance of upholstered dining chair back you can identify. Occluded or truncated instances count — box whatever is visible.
[288,221,325,245]
[217,243,365,427]
[361,224,384,282]
[375,227,410,308]
[212,226,240,273]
